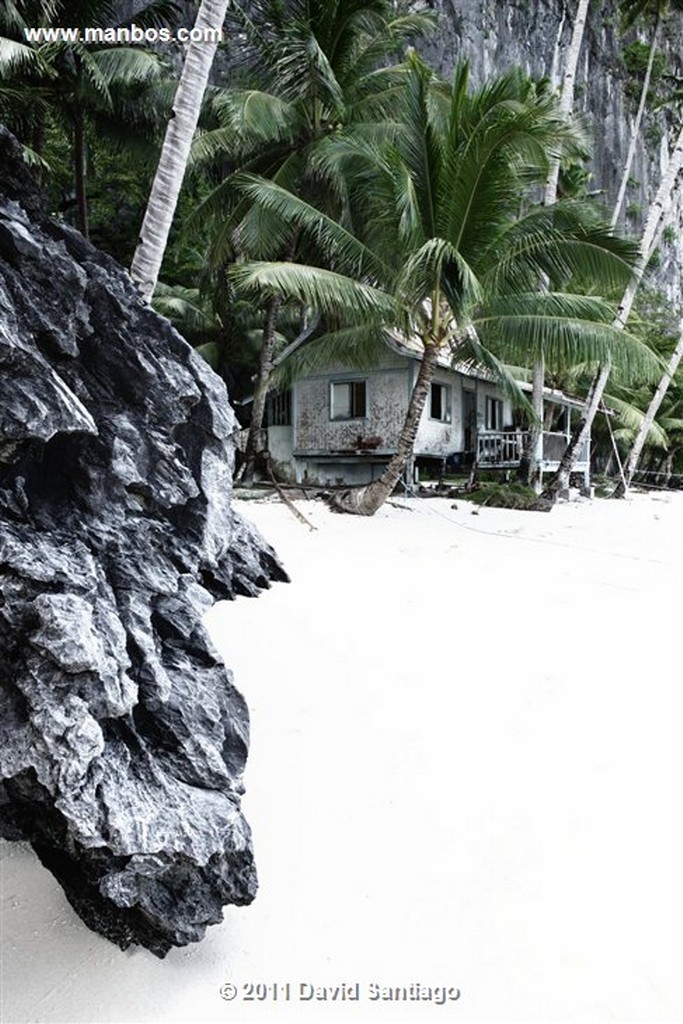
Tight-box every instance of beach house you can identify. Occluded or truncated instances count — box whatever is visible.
[255,334,591,489]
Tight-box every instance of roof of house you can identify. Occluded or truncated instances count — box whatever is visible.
[271,319,588,410]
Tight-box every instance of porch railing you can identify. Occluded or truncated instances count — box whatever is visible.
[476,430,589,468]
[476,430,523,466]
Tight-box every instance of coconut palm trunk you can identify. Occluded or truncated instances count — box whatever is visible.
[240,294,282,486]
[520,0,591,487]
[329,342,440,515]
[130,0,229,303]
[541,121,683,501]
[613,321,683,495]
[518,354,545,485]
[543,0,591,203]
[611,10,662,228]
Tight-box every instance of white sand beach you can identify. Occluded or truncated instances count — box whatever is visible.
[1,491,681,1024]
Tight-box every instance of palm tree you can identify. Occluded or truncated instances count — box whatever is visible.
[544,0,591,204]
[614,318,683,494]
[229,57,653,516]
[191,0,434,484]
[611,0,683,229]
[0,0,177,236]
[521,0,592,488]
[541,118,683,501]
[130,0,230,301]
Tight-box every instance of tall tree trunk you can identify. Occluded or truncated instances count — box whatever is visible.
[130,0,229,303]
[240,294,282,486]
[518,355,545,488]
[541,122,683,502]
[329,343,440,515]
[520,0,590,485]
[543,0,591,203]
[611,12,662,229]
[239,233,298,486]
[73,108,89,238]
[614,321,683,496]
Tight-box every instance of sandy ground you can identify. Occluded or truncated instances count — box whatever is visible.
[1,491,681,1024]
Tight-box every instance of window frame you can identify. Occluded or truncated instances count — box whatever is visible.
[330,379,368,421]
[429,381,452,423]
[485,396,504,430]
[266,388,292,427]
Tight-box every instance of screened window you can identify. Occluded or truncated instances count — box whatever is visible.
[330,380,367,420]
[430,382,452,422]
[485,396,503,430]
[266,389,291,426]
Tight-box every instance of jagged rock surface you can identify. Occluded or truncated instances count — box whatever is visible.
[0,126,287,957]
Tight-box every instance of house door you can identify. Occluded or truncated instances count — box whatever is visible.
[462,389,477,452]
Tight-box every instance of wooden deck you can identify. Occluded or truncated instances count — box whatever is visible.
[476,430,590,474]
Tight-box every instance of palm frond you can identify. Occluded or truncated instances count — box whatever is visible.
[0,37,54,76]
[233,172,389,279]
[152,283,219,331]
[474,292,664,380]
[89,47,167,87]
[272,323,389,387]
[603,392,669,448]
[230,260,396,320]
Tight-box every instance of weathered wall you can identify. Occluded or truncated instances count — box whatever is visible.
[293,359,413,454]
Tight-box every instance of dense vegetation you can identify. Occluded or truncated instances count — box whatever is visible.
[1,0,681,507]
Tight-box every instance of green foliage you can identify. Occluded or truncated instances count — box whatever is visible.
[229,57,655,399]
[558,161,593,200]
[0,0,180,234]
[464,482,545,510]
[621,39,668,103]
[185,0,437,397]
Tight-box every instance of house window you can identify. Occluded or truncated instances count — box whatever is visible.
[266,389,291,426]
[485,396,503,430]
[430,382,452,422]
[330,380,367,420]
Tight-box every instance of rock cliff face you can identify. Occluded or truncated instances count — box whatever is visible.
[0,126,287,957]
[422,0,683,305]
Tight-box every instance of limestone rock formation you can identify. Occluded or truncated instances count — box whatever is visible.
[423,0,683,308]
[0,126,287,957]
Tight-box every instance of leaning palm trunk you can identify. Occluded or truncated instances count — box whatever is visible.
[543,0,591,202]
[611,11,662,229]
[542,122,683,502]
[239,294,282,486]
[328,343,440,515]
[518,355,545,486]
[520,0,590,486]
[130,0,229,302]
[614,321,683,496]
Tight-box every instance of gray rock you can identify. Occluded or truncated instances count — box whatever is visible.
[0,126,288,957]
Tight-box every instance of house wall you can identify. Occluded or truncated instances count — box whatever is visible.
[415,368,463,455]
[414,375,513,455]
[294,457,389,487]
[293,358,412,454]
[267,425,296,482]
[269,355,514,485]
